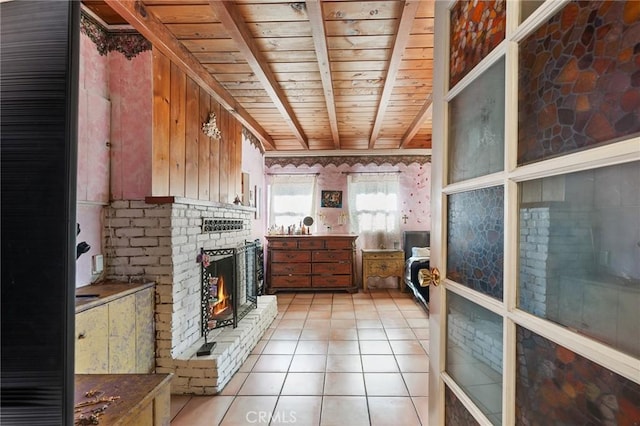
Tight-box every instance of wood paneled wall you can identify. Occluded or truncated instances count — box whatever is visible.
[152,49,242,203]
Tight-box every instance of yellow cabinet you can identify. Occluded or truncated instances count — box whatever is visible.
[75,304,109,373]
[75,283,155,374]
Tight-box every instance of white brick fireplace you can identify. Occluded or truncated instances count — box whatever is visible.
[104,197,276,394]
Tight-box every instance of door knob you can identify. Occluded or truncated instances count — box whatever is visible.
[418,267,441,287]
[430,267,441,286]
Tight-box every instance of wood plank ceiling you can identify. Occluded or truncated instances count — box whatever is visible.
[84,0,434,152]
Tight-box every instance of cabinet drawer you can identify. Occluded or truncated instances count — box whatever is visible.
[272,250,311,263]
[272,263,311,275]
[269,239,299,249]
[76,304,109,374]
[272,275,311,288]
[325,239,353,249]
[313,263,352,275]
[365,260,404,276]
[363,252,404,261]
[313,250,351,262]
[312,275,352,287]
[298,239,325,249]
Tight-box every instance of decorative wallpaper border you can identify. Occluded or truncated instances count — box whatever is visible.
[265,155,431,168]
[242,127,264,154]
[80,11,151,60]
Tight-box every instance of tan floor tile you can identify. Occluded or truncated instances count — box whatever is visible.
[278,319,305,329]
[263,340,298,355]
[270,328,302,341]
[331,310,355,319]
[219,372,249,395]
[330,319,357,328]
[237,372,287,395]
[252,354,292,372]
[368,396,421,426]
[320,396,369,426]
[305,319,329,329]
[383,318,410,328]
[356,319,384,328]
[309,304,332,311]
[173,395,235,426]
[324,372,365,395]
[332,304,355,312]
[307,310,331,319]
[326,355,362,372]
[389,340,426,355]
[262,328,275,339]
[412,396,430,426]
[281,372,325,395]
[403,373,429,397]
[296,340,329,355]
[294,293,315,300]
[359,340,393,355]
[290,300,312,306]
[401,309,429,319]
[357,328,387,340]
[361,355,399,372]
[238,355,260,373]
[288,304,313,311]
[170,394,191,420]
[220,396,278,426]
[406,318,429,328]
[395,355,430,373]
[329,328,358,340]
[412,328,430,339]
[283,310,309,320]
[251,339,268,355]
[364,373,408,396]
[272,396,322,425]
[328,340,360,355]
[354,310,380,319]
[289,354,327,372]
[300,328,330,340]
[385,328,417,340]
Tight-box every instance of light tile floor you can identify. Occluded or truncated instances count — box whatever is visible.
[171,290,430,426]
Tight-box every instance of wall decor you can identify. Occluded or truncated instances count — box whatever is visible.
[321,190,342,208]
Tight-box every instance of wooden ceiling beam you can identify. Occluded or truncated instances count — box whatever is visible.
[369,0,420,149]
[400,96,432,148]
[103,0,275,151]
[209,1,309,150]
[306,0,340,149]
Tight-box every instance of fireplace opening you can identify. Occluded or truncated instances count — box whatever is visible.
[197,241,263,356]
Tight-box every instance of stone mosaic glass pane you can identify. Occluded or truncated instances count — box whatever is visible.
[448,57,505,183]
[516,326,640,424]
[518,161,640,358]
[450,0,506,88]
[518,0,640,165]
[445,386,481,426]
[447,186,504,300]
[520,1,544,23]
[447,292,503,425]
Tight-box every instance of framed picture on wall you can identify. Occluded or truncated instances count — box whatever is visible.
[321,190,342,208]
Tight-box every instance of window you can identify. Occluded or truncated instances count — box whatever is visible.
[347,173,400,248]
[268,174,317,229]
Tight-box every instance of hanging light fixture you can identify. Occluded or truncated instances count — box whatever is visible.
[202,112,222,139]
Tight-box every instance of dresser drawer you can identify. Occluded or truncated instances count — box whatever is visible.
[313,250,351,262]
[313,263,352,275]
[325,239,353,249]
[298,239,325,249]
[271,263,311,275]
[269,239,299,249]
[312,275,352,287]
[272,275,311,288]
[271,250,311,263]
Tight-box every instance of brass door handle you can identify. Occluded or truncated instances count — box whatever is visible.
[418,267,441,287]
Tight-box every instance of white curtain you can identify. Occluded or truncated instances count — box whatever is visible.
[348,173,401,288]
[268,174,317,229]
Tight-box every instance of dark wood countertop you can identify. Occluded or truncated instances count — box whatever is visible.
[74,374,171,425]
[75,281,154,313]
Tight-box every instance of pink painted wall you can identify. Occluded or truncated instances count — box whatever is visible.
[76,32,152,287]
[266,160,431,234]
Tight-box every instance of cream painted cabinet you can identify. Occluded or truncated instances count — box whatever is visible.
[75,283,155,374]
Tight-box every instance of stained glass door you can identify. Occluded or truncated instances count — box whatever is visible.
[429,1,640,425]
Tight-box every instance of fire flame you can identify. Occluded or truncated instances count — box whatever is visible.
[213,276,230,315]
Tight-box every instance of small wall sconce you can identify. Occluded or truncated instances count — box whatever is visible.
[202,112,222,139]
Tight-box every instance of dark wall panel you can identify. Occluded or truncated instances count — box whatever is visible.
[1,1,79,424]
